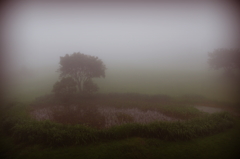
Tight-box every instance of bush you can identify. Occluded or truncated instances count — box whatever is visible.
[49,104,105,129]
[83,79,99,94]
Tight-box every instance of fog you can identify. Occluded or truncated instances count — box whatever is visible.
[1,1,239,102]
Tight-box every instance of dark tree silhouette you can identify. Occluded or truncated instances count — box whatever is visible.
[52,77,76,95]
[83,79,99,94]
[58,52,106,93]
[208,48,240,79]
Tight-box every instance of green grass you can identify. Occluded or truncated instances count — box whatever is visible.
[1,100,235,147]
[156,104,205,119]
[4,114,233,146]
[1,120,240,159]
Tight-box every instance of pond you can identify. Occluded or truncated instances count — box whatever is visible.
[194,106,223,114]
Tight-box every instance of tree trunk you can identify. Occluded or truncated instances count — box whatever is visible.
[76,80,82,93]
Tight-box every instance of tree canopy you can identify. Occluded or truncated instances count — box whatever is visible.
[208,48,240,78]
[208,48,240,70]
[83,79,99,94]
[52,77,76,95]
[58,52,106,93]
[208,48,240,99]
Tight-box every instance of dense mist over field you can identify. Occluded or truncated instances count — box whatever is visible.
[1,1,239,102]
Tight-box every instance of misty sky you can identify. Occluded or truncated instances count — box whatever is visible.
[2,1,237,72]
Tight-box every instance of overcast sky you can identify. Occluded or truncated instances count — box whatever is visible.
[2,1,238,72]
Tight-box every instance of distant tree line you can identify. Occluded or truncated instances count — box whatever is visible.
[208,48,240,100]
[208,48,240,79]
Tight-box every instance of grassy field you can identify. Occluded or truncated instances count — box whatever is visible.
[1,94,239,159]
[1,127,240,159]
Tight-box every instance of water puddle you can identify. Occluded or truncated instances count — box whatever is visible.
[194,106,223,114]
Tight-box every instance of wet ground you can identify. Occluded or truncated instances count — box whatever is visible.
[194,106,223,114]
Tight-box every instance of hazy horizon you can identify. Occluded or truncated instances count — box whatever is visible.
[1,1,239,102]
[2,1,237,70]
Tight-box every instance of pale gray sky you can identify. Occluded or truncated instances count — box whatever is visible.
[2,1,237,72]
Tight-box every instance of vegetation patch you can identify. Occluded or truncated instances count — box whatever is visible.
[1,101,235,147]
[30,93,206,128]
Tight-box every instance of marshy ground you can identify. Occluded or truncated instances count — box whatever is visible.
[30,103,225,128]
[1,93,240,159]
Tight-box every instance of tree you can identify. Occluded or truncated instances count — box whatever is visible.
[208,48,240,79]
[52,77,76,95]
[208,48,240,101]
[83,79,99,94]
[58,52,106,93]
